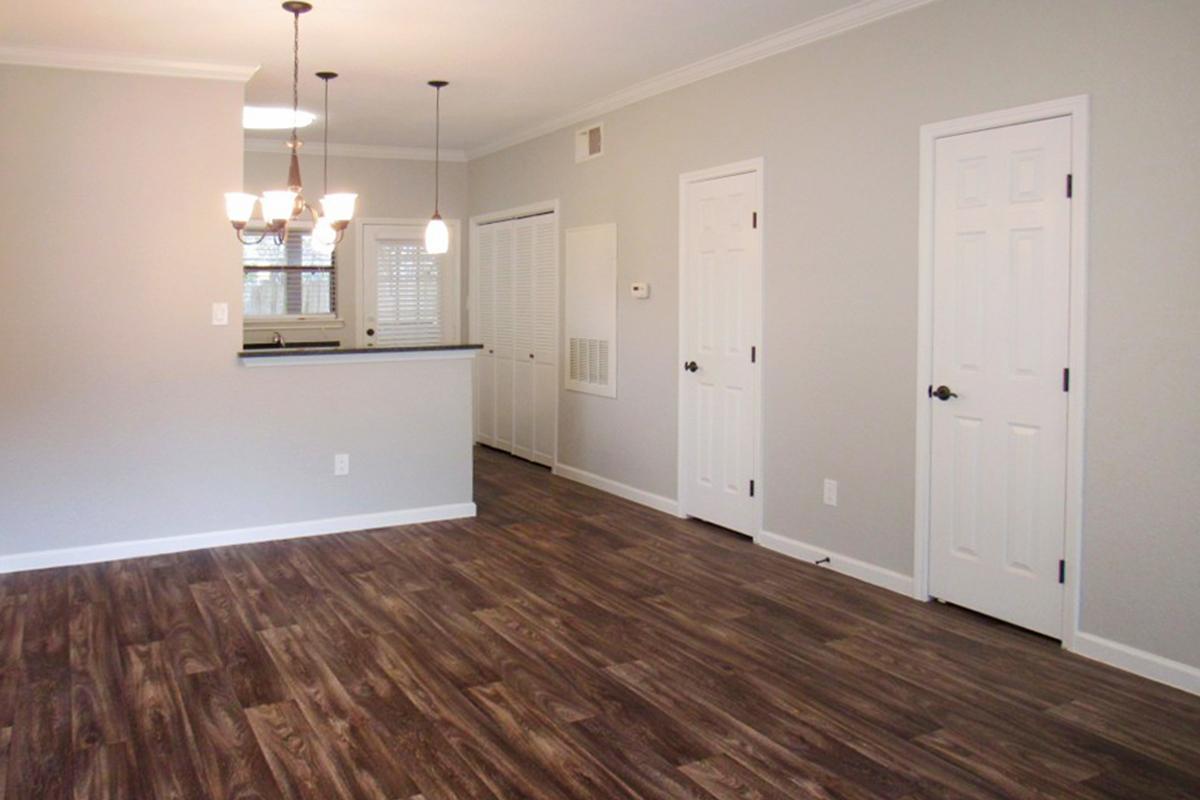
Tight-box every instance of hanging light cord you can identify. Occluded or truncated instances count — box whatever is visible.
[323,77,329,193]
[434,85,441,215]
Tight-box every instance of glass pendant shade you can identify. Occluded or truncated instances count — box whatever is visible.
[320,192,357,223]
[312,216,337,251]
[224,192,258,224]
[425,215,449,255]
[262,190,298,223]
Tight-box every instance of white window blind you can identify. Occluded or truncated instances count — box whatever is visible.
[374,239,444,346]
[242,230,335,318]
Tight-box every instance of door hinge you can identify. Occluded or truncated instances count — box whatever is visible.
[752,211,758,229]
[1062,367,1070,392]
[751,346,757,364]
[1058,559,1066,584]
[749,479,755,498]
[1066,174,1073,199]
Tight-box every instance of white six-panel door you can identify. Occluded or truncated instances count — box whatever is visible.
[929,116,1072,637]
[472,212,558,467]
[680,168,761,535]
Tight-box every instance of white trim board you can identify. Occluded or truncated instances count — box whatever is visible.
[467,0,934,159]
[553,463,681,518]
[755,530,915,597]
[913,95,1090,650]
[245,138,467,163]
[0,45,258,82]
[0,503,476,575]
[1071,632,1200,697]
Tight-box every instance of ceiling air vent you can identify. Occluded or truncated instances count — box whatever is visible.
[575,123,604,163]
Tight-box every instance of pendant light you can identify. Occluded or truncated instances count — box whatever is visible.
[424,80,450,255]
[224,2,356,245]
[312,71,341,254]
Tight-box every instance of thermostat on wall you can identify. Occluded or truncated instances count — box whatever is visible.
[631,281,650,299]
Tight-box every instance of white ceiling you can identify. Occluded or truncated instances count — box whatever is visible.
[0,0,875,155]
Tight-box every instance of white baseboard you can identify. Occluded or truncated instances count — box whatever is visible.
[755,529,914,596]
[552,462,681,517]
[1070,631,1200,696]
[0,502,477,575]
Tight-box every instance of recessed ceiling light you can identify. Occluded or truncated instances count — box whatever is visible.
[243,106,316,130]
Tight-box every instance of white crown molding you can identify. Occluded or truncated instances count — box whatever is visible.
[0,44,258,82]
[244,137,467,163]
[467,0,935,159]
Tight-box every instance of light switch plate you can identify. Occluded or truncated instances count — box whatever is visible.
[823,479,838,507]
[630,281,650,299]
[211,302,229,326]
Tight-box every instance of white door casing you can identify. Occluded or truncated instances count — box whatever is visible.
[927,115,1073,638]
[679,161,763,536]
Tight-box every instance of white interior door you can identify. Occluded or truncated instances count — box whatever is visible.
[680,168,761,535]
[530,214,559,466]
[473,223,497,446]
[929,116,1072,638]
[361,222,459,348]
[492,221,515,451]
[512,218,536,460]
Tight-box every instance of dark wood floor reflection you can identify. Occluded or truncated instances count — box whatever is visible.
[2,445,1199,798]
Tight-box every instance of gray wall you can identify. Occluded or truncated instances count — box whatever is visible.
[468,0,1200,669]
[0,65,474,558]
[243,150,469,344]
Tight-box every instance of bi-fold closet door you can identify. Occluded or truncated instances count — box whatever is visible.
[473,212,558,466]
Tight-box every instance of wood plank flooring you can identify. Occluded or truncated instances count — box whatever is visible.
[2,444,1199,798]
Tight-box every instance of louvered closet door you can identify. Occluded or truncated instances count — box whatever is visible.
[511,219,537,461]
[530,214,558,466]
[474,224,497,445]
[492,221,516,451]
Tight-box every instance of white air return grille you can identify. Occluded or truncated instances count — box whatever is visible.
[575,123,604,163]
[564,224,617,398]
[568,337,610,387]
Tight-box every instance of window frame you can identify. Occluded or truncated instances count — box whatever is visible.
[241,221,341,325]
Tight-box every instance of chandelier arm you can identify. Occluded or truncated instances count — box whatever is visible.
[235,228,269,246]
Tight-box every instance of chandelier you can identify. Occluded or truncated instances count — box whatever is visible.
[224,2,356,246]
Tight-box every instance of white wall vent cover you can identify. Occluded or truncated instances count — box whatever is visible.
[564,224,617,397]
[575,122,604,163]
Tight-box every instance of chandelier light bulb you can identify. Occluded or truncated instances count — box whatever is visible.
[425,215,449,255]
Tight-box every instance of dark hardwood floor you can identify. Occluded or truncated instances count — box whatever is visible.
[2,445,1199,798]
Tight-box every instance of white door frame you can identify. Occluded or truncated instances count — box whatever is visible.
[354,217,463,348]
[677,158,765,534]
[468,199,561,465]
[913,95,1090,649]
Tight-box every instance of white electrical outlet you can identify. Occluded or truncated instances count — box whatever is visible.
[211,302,229,326]
[823,478,838,507]
[334,453,350,476]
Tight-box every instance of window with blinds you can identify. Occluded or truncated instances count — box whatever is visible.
[374,239,443,346]
[242,230,336,318]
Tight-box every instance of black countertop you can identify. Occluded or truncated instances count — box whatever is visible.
[238,343,483,359]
